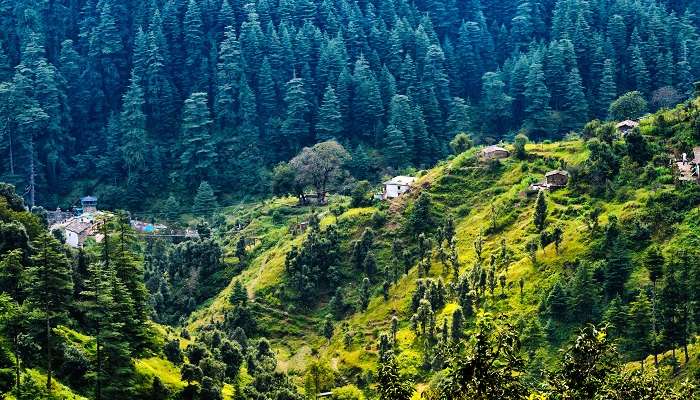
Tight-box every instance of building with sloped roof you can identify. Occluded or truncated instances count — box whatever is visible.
[383,176,416,199]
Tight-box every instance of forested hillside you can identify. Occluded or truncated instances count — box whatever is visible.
[1,96,700,398]
[1,0,700,208]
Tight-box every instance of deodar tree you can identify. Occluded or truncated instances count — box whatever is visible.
[289,140,350,204]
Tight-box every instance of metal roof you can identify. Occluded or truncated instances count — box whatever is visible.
[384,176,416,185]
[482,145,509,153]
[616,120,639,128]
[81,195,97,202]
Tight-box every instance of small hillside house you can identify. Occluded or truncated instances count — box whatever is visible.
[616,120,639,135]
[65,219,93,248]
[528,169,570,192]
[545,170,570,187]
[480,145,510,160]
[383,176,416,199]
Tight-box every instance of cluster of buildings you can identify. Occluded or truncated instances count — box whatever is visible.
[49,196,106,248]
[673,147,700,183]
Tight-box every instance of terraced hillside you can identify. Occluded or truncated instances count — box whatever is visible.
[184,100,700,396]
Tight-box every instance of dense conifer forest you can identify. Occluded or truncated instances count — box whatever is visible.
[1,0,700,208]
[1,0,700,399]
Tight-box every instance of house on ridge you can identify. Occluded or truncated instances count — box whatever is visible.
[383,176,416,199]
[480,145,510,160]
[616,120,639,135]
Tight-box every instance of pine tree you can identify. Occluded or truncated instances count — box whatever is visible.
[524,62,552,137]
[446,97,471,137]
[563,68,589,131]
[480,72,513,136]
[0,44,11,81]
[604,240,630,298]
[628,291,653,370]
[120,70,147,179]
[597,59,617,119]
[644,245,663,367]
[533,191,547,231]
[281,77,310,157]
[193,181,218,216]
[353,56,384,139]
[316,85,343,141]
[214,26,243,129]
[451,307,464,342]
[183,0,205,86]
[180,92,216,184]
[376,351,413,400]
[145,31,178,137]
[360,277,371,310]
[28,233,73,391]
[547,280,568,320]
[630,46,650,96]
[113,213,150,351]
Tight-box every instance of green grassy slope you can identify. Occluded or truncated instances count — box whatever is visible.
[190,145,693,379]
[184,100,700,395]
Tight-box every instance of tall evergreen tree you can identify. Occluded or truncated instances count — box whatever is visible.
[316,85,343,141]
[524,62,552,137]
[28,233,73,391]
[180,92,216,184]
[281,77,310,157]
[597,59,617,119]
[120,70,148,179]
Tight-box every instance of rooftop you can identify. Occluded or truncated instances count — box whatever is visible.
[482,145,509,153]
[384,176,417,185]
[616,120,639,129]
[81,195,97,202]
[65,219,92,234]
[545,169,570,177]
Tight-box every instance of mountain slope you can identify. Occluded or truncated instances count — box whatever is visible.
[186,100,700,396]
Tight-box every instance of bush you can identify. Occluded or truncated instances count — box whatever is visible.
[332,384,366,400]
[350,181,373,208]
[514,133,528,159]
[371,211,386,228]
[449,133,473,154]
[609,91,648,120]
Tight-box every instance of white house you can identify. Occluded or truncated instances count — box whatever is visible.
[383,176,416,199]
[64,219,92,248]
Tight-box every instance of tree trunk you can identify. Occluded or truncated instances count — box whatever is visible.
[96,332,101,400]
[46,313,51,391]
[672,348,677,373]
[13,334,20,391]
[8,127,14,175]
[652,281,658,369]
[29,136,35,208]
[654,352,658,369]
[684,343,689,365]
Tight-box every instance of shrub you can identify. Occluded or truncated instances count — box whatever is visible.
[332,384,366,400]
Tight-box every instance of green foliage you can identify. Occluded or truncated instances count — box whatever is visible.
[533,191,547,232]
[406,193,434,235]
[609,91,648,121]
[332,384,365,400]
[514,133,528,160]
[449,133,473,155]
[376,351,413,400]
